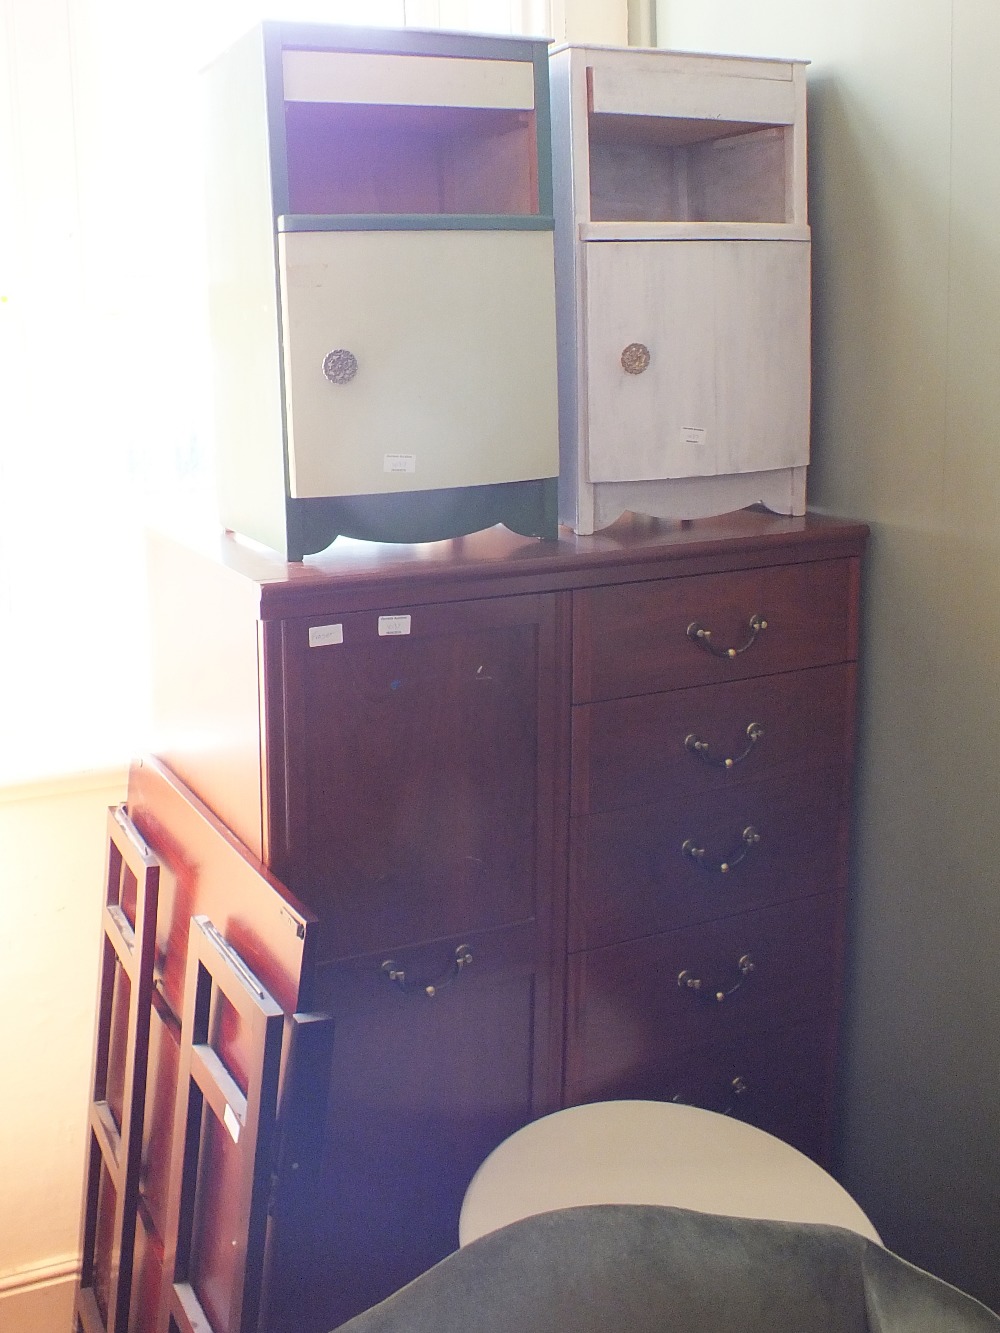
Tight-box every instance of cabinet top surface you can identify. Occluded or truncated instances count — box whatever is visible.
[158,511,868,619]
[550,44,808,69]
[232,20,551,59]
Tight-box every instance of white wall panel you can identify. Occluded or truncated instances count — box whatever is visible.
[659,0,1000,1312]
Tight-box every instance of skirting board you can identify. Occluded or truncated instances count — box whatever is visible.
[0,1258,77,1333]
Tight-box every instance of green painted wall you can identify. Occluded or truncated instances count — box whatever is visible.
[656,0,1000,1310]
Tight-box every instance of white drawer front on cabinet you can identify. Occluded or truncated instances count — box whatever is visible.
[283,49,536,109]
[279,228,559,499]
[588,61,797,127]
[584,239,810,483]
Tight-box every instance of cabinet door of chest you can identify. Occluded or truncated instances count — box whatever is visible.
[264,591,562,1329]
[583,239,810,485]
[272,592,560,963]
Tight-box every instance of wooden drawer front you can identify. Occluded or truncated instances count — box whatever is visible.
[283,50,536,110]
[278,594,558,963]
[570,769,848,951]
[566,1018,835,1164]
[566,891,843,1082]
[664,1021,836,1164]
[318,919,538,1007]
[588,59,796,127]
[573,558,856,702]
[292,921,546,1329]
[572,662,855,815]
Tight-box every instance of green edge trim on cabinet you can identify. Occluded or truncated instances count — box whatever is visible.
[532,45,555,219]
[283,479,559,560]
[276,214,555,232]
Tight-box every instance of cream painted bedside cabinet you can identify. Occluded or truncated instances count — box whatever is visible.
[204,23,559,559]
[548,45,811,533]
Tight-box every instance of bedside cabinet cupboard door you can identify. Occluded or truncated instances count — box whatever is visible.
[565,891,843,1083]
[573,558,858,702]
[572,662,856,815]
[274,594,559,963]
[586,241,712,485]
[278,229,559,500]
[584,239,810,484]
[569,769,849,950]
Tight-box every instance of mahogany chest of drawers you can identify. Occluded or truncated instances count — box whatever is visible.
[98,510,866,1331]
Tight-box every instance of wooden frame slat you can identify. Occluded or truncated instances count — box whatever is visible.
[158,915,285,1333]
[76,805,160,1333]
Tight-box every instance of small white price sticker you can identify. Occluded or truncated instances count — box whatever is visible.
[378,615,412,637]
[223,1103,241,1144]
[384,453,416,473]
[309,623,344,648]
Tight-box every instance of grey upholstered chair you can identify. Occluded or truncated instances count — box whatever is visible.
[332,1204,1000,1333]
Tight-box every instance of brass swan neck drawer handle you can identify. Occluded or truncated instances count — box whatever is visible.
[678,954,755,1004]
[685,723,764,769]
[672,1075,748,1117]
[382,944,473,998]
[682,825,760,874]
[687,613,768,659]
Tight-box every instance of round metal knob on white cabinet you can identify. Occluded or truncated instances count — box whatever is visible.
[620,342,651,375]
[322,348,359,384]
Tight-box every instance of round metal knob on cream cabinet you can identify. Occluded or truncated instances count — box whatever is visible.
[620,342,650,375]
[322,348,359,384]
